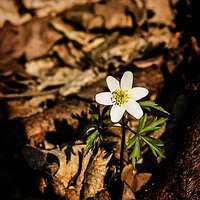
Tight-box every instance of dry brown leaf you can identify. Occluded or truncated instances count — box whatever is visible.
[6,100,43,119]
[94,0,133,30]
[122,164,136,200]
[37,68,79,92]
[23,19,63,60]
[82,149,112,199]
[133,56,163,69]
[25,57,56,77]
[133,173,152,192]
[121,164,152,194]
[23,142,93,198]
[51,19,96,46]
[146,0,175,26]
[64,0,141,30]
[122,184,136,200]
[0,22,25,64]
[51,176,66,198]
[59,68,102,97]
[53,44,78,67]
[92,189,111,200]
[22,0,99,18]
[0,0,31,28]
[148,26,172,48]
[0,19,62,63]
[66,186,79,200]
[51,142,92,188]
[105,34,148,63]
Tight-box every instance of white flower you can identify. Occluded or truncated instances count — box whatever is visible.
[95,71,149,123]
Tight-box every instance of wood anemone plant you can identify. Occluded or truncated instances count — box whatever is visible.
[83,71,169,198]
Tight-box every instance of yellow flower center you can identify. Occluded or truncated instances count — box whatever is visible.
[112,89,129,105]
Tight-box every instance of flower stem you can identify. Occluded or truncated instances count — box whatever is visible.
[119,116,126,199]
[120,116,126,174]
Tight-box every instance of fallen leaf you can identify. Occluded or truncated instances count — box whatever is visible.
[25,57,56,77]
[0,19,62,63]
[66,186,79,200]
[133,173,152,192]
[23,19,63,60]
[146,0,175,26]
[121,164,152,193]
[133,56,163,69]
[0,0,31,28]
[22,0,99,18]
[82,149,112,199]
[51,19,96,46]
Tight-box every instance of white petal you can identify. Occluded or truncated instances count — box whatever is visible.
[129,87,149,101]
[110,105,125,123]
[124,100,143,119]
[106,76,120,92]
[120,71,133,90]
[95,92,113,105]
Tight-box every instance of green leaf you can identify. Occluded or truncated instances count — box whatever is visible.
[140,136,166,158]
[139,100,170,115]
[141,136,164,146]
[127,135,137,150]
[137,113,148,132]
[139,117,167,134]
[85,130,99,154]
[129,137,141,167]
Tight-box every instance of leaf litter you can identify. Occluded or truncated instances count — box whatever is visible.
[0,0,199,199]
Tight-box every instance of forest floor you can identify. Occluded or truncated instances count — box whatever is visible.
[0,0,199,200]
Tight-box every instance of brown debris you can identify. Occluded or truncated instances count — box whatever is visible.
[82,149,112,199]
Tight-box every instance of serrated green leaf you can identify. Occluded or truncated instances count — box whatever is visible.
[139,100,170,115]
[139,117,167,134]
[141,136,164,146]
[129,137,141,167]
[127,135,137,149]
[138,113,148,132]
[85,130,99,154]
[140,136,166,158]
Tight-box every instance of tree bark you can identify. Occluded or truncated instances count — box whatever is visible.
[145,101,200,200]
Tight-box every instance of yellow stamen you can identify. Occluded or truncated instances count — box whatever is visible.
[112,89,129,105]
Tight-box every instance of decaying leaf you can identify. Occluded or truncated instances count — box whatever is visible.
[6,100,44,119]
[146,0,175,26]
[59,68,103,97]
[0,0,31,28]
[82,149,112,199]
[51,19,96,46]
[64,0,146,30]
[121,164,152,198]
[0,19,62,64]
[22,0,99,18]
[66,186,79,200]
[92,189,111,200]
[25,57,56,77]
[23,142,93,198]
